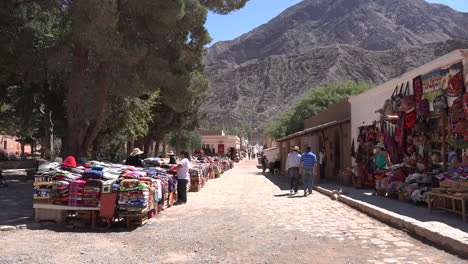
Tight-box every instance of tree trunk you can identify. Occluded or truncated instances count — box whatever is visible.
[43,108,53,160]
[62,41,110,159]
[162,142,167,157]
[143,135,153,157]
[154,140,161,157]
[175,131,181,154]
[127,141,134,155]
[92,139,100,160]
[20,142,25,156]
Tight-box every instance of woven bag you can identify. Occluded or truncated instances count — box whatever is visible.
[433,94,448,114]
[463,92,468,115]
[391,84,404,112]
[400,82,415,113]
[416,99,430,116]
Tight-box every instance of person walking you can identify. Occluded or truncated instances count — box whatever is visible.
[285,146,301,195]
[174,151,191,205]
[261,155,268,173]
[300,147,318,197]
[319,147,326,180]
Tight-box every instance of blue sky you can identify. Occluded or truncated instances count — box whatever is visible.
[205,0,468,46]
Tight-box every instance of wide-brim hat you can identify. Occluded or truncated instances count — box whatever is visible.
[166,150,175,156]
[61,156,77,168]
[292,146,300,151]
[130,148,144,157]
[376,143,386,150]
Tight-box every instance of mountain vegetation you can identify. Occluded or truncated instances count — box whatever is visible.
[264,82,374,139]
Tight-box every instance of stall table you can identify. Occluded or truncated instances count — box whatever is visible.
[33,204,101,228]
[427,192,468,222]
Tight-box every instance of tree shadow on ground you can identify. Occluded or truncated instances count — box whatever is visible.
[251,169,307,194]
[0,181,33,226]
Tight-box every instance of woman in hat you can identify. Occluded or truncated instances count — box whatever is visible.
[167,150,177,165]
[374,143,390,170]
[125,148,145,167]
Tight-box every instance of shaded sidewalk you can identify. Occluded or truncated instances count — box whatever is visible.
[316,182,468,258]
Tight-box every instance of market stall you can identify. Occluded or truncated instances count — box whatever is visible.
[33,155,232,228]
[350,53,468,221]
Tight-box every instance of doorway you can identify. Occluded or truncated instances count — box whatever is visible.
[334,130,341,176]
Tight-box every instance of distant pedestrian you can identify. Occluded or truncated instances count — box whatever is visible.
[319,147,327,180]
[261,155,268,173]
[300,147,318,197]
[273,159,281,175]
[286,146,301,195]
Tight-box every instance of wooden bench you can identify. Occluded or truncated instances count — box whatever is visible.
[427,192,468,222]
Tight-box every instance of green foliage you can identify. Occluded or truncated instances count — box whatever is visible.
[0,1,70,140]
[189,131,203,151]
[0,0,250,158]
[265,82,375,139]
[167,130,203,152]
[98,93,159,141]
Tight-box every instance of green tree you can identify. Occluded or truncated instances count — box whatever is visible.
[265,82,375,139]
[62,0,249,158]
[0,1,70,158]
[93,93,159,160]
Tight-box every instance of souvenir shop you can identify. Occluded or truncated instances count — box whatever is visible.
[33,155,232,228]
[350,50,468,221]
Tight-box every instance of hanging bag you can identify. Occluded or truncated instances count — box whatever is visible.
[433,94,448,114]
[391,84,404,113]
[384,86,398,115]
[463,92,468,115]
[401,82,415,113]
[413,76,423,103]
[450,96,463,115]
[404,111,417,128]
[416,99,430,117]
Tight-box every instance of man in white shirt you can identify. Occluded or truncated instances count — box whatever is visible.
[175,151,191,205]
[285,146,302,195]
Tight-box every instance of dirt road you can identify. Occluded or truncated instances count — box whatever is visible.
[0,160,465,264]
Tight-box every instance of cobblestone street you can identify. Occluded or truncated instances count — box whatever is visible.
[0,160,465,264]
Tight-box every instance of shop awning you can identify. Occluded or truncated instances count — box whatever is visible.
[277,118,350,142]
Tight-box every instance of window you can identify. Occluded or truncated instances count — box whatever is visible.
[4,141,7,150]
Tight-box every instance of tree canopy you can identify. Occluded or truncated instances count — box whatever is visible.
[0,0,250,159]
[264,82,375,139]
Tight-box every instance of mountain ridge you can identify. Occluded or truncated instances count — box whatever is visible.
[202,0,468,130]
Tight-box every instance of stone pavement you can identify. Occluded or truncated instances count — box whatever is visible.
[316,182,468,257]
[0,160,466,264]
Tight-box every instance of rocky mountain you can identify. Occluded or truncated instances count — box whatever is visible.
[202,0,468,130]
